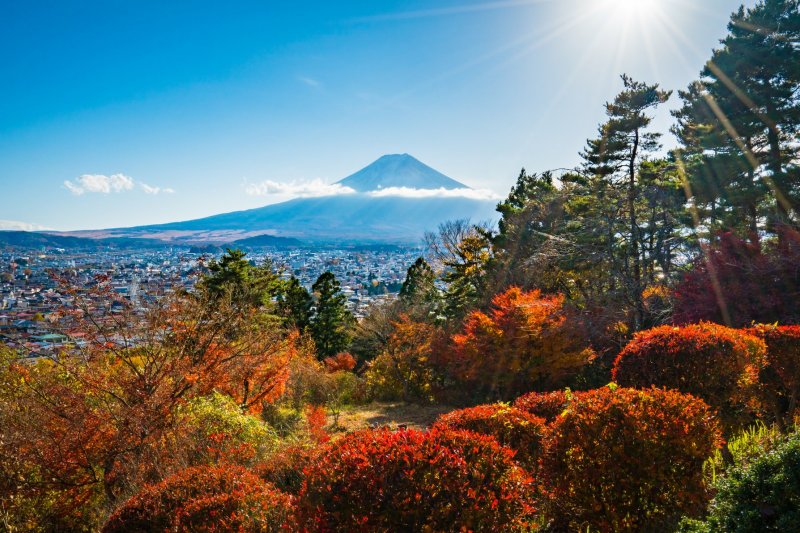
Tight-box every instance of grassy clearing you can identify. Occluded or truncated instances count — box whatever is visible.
[328,402,455,433]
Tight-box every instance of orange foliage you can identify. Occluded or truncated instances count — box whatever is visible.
[0,279,296,522]
[103,464,294,532]
[514,389,572,423]
[541,386,723,531]
[612,322,766,431]
[323,351,357,373]
[305,404,329,443]
[297,428,536,531]
[433,403,546,471]
[445,287,594,400]
[364,313,443,402]
[746,323,800,429]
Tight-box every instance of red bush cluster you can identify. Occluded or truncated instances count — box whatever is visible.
[673,229,800,326]
[612,322,766,431]
[297,428,536,531]
[746,323,800,428]
[541,386,723,531]
[103,464,294,532]
[433,403,546,470]
[513,389,572,422]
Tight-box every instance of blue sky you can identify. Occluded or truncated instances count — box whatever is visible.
[1,0,756,230]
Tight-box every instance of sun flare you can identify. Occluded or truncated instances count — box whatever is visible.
[607,0,661,18]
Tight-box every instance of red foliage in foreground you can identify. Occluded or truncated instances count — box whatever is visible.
[446,287,594,400]
[513,390,572,423]
[433,403,546,471]
[103,464,294,532]
[746,323,800,428]
[673,229,800,327]
[541,386,723,532]
[298,428,536,531]
[612,322,766,431]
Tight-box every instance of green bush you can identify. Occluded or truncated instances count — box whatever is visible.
[680,430,800,532]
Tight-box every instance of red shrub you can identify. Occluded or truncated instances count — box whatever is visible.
[513,390,573,422]
[433,403,546,470]
[541,386,723,531]
[298,428,536,531]
[673,229,800,326]
[746,324,800,429]
[323,352,357,373]
[103,464,294,532]
[446,287,594,401]
[612,322,766,431]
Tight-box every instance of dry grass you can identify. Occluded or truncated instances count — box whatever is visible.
[328,402,455,434]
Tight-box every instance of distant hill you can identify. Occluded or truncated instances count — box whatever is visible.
[336,153,468,192]
[60,154,500,245]
[0,231,172,250]
[231,234,303,248]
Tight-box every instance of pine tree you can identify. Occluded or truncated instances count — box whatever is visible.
[399,258,438,305]
[310,272,355,359]
[277,277,313,331]
[202,249,281,309]
[673,0,800,232]
[579,75,671,329]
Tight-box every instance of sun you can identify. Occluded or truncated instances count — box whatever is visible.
[607,0,661,18]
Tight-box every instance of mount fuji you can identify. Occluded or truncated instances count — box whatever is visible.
[72,154,500,245]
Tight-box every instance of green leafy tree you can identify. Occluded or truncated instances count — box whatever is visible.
[310,272,355,359]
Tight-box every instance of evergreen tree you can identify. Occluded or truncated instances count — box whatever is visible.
[490,169,569,293]
[673,0,800,232]
[578,75,671,329]
[277,277,313,331]
[201,249,282,310]
[310,272,355,359]
[399,258,439,305]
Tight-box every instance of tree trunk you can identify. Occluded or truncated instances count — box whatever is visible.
[629,130,643,330]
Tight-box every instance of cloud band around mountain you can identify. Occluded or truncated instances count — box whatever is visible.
[367,186,501,200]
[64,174,174,195]
[245,179,356,198]
[244,179,500,200]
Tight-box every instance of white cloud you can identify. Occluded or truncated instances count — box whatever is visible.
[0,220,53,231]
[245,179,356,198]
[140,183,176,195]
[299,76,321,87]
[64,173,134,195]
[64,174,174,196]
[367,187,501,200]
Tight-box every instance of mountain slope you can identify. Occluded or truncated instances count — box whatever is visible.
[336,154,467,192]
[126,195,497,242]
